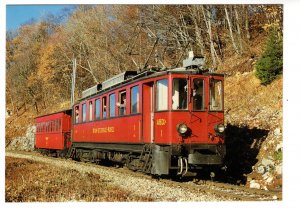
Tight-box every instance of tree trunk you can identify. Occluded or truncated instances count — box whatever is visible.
[244,5,251,40]
[234,5,243,52]
[189,5,205,56]
[225,6,239,54]
[201,5,220,69]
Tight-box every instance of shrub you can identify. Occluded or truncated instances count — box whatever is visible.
[274,150,283,161]
[255,29,283,85]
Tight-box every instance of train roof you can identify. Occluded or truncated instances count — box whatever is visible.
[77,68,224,103]
[35,108,72,119]
[77,53,224,103]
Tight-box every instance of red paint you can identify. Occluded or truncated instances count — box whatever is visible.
[142,82,154,143]
[37,71,224,150]
[35,110,72,150]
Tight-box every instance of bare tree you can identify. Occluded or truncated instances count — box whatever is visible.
[225,5,239,54]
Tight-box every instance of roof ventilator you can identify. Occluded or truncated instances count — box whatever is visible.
[183,51,205,69]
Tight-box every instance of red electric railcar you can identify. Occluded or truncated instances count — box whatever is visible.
[35,54,226,176]
[70,57,225,176]
[35,109,72,156]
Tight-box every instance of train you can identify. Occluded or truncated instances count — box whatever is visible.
[35,53,226,176]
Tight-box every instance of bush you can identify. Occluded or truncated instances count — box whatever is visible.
[255,29,283,85]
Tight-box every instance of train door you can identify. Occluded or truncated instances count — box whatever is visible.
[142,82,154,143]
[189,77,208,143]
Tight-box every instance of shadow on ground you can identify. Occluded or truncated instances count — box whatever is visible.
[217,124,269,184]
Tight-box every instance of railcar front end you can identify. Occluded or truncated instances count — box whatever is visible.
[145,71,226,176]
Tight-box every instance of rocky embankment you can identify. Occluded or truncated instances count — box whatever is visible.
[6,126,36,151]
[224,71,282,190]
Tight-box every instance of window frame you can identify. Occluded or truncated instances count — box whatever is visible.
[109,93,116,118]
[74,105,80,124]
[82,102,87,123]
[102,96,107,119]
[130,85,140,114]
[172,78,188,111]
[118,90,127,116]
[95,98,101,120]
[192,78,205,112]
[209,78,224,112]
[156,78,169,112]
[89,100,93,122]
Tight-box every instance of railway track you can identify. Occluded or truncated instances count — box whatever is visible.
[6,150,282,201]
[112,166,282,201]
[107,166,282,201]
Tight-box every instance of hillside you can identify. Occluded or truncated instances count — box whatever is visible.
[5,5,283,191]
[224,71,282,190]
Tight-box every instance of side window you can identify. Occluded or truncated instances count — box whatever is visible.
[52,121,55,132]
[172,78,188,110]
[58,119,61,131]
[102,97,107,119]
[210,79,223,111]
[109,93,116,117]
[82,103,86,122]
[95,99,100,120]
[117,90,127,116]
[131,86,139,114]
[75,106,79,123]
[193,79,205,111]
[89,101,93,121]
[156,79,168,111]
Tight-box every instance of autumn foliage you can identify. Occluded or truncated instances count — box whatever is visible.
[6,5,283,116]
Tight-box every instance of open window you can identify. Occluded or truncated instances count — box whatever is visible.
[172,78,188,110]
[102,96,107,119]
[192,79,205,111]
[118,90,126,116]
[74,105,79,123]
[82,103,86,122]
[209,79,223,111]
[89,101,93,121]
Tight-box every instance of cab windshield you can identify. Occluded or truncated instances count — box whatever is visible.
[172,78,188,110]
[192,79,205,111]
[209,79,223,111]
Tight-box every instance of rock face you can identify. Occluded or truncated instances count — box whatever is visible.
[7,126,36,151]
[225,72,282,191]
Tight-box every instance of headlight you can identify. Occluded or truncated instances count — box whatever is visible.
[177,123,188,135]
[214,124,225,134]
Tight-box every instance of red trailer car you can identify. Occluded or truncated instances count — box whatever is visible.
[35,109,72,156]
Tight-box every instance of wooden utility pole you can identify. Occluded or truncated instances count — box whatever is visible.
[71,58,76,107]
